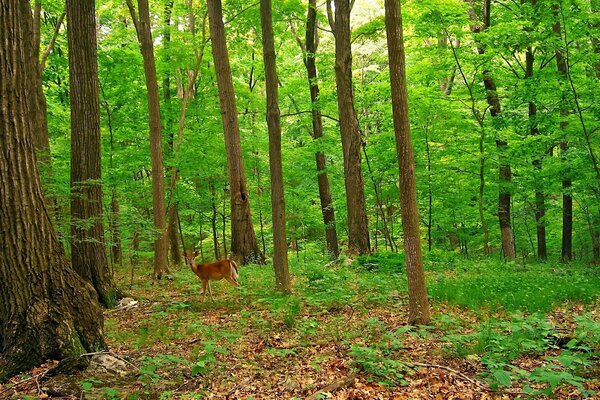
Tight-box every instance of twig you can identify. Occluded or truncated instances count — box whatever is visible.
[411,362,489,391]
[0,370,49,396]
[305,373,357,400]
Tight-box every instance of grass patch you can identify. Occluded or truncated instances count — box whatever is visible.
[428,261,600,313]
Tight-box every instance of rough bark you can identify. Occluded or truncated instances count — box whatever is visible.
[67,0,114,306]
[128,0,168,278]
[0,0,105,379]
[552,10,572,262]
[260,0,292,293]
[207,0,264,264]
[474,0,515,260]
[525,47,547,260]
[303,0,340,259]
[384,0,430,325]
[332,0,370,255]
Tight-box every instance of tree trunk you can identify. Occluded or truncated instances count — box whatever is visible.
[207,0,264,264]
[525,47,547,261]
[475,0,515,260]
[128,0,168,278]
[67,0,114,306]
[332,0,370,255]
[552,10,572,262]
[210,183,221,259]
[110,189,123,264]
[260,0,292,293]
[304,0,340,259]
[163,0,182,268]
[0,0,105,379]
[384,0,430,325]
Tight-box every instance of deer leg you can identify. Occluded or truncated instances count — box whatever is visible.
[201,279,208,302]
[208,281,214,301]
[225,276,240,287]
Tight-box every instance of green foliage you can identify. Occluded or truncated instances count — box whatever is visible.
[441,313,599,395]
[349,327,410,387]
[429,262,600,312]
[191,341,228,377]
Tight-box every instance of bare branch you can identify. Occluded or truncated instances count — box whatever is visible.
[39,12,66,74]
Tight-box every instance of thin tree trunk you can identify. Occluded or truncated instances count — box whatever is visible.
[207,0,264,264]
[163,0,183,268]
[302,0,339,259]
[210,183,221,259]
[110,189,122,264]
[260,0,291,293]
[424,122,433,252]
[525,46,547,260]
[67,0,114,305]
[102,85,122,265]
[332,0,370,255]
[0,0,105,379]
[474,0,515,260]
[552,8,572,262]
[384,0,430,325]
[127,0,168,278]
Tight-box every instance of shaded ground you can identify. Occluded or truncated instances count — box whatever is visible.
[2,256,599,399]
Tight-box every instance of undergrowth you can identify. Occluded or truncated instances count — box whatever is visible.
[96,252,600,398]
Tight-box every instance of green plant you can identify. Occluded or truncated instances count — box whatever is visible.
[349,344,409,386]
[191,341,228,377]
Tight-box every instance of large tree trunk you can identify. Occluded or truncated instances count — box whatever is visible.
[127,0,168,278]
[552,10,572,262]
[332,0,370,255]
[525,47,547,261]
[207,0,264,264]
[303,0,340,259]
[260,0,291,293]
[384,0,430,325]
[67,0,114,306]
[0,0,105,380]
[475,0,515,260]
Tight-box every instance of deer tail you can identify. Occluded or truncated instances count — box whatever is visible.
[230,259,239,280]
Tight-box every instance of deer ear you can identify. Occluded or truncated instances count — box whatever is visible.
[193,250,199,257]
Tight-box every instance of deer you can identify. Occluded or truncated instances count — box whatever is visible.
[183,250,240,301]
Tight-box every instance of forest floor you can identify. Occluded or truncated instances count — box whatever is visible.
[3,252,600,399]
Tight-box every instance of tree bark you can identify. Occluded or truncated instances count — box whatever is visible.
[67,0,114,306]
[384,0,430,325]
[552,9,572,262]
[128,0,169,278]
[303,0,340,259]
[260,0,292,293]
[332,0,370,256]
[0,0,105,379]
[207,0,264,264]
[474,0,515,260]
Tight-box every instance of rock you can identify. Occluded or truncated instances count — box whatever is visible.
[115,297,138,311]
[87,354,134,377]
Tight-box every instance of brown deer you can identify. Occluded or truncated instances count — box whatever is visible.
[183,250,240,300]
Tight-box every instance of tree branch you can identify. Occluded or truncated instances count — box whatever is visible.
[39,12,66,74]
[125,0,141,39]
